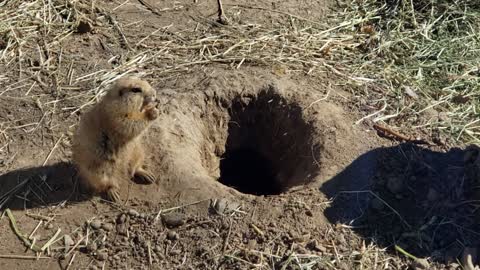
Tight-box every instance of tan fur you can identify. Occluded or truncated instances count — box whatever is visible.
[72,77,159,202]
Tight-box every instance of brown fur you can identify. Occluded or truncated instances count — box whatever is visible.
[72,77,159,202]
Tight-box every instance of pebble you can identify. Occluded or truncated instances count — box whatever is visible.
[116,224,128,236]
[167,231,179,241]
[162,213,186,228]
[306,239,327,253]
[212,198,240,215]
[90,220,102,230]
[170,249,181,256]
[102,223,114,232]
[117,214,127,224]
[64,235,75,250]
[87,242,98,252]
[412,258,430,269]
[128,209,140,217]
[96,252,108,261]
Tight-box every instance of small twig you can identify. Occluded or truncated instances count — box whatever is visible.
[26,213,54,222]
[222,218,232,254]
[395,245,418,260]
[154,199,211,221]
[338,191,411,228]
[147,241,153,266]
[373,124,430,145]
[43,134,64,166]
[305,90,330,110]
[0,254,50,260]
[250,223,264,236]
[41,228,62,252]
[216,0,229,25]
[331,240,341,262]
[28,220,43,240]
[65,234,86,257]
[5,209,42,252]
[65,252,77,270]
[355,101,387,125]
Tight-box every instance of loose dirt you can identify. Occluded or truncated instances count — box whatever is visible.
[0,0,479,269]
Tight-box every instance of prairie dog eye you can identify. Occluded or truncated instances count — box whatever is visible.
[131,87,142,93]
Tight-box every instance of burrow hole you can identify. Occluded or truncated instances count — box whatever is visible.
[218,86,321,195]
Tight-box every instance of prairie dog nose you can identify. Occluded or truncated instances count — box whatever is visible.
[143,96,155,107]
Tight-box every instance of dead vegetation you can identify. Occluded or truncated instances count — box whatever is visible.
[335,0,480,143]
[0,0,479,269]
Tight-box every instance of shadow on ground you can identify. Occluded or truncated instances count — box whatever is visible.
[0,162,88,210]
[321,143,480,263]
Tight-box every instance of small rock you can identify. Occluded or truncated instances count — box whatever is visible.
[116,224,128,236]
[90,220,102,230]
[337,234,347,245]
[167,231,179,241]
[89,265,98,270]
[170,249,181,256]
[387,177,404,194]
[128,209,139,217]
[412,258,430,269]
[64,235,74,251]
[102,223,114,232]
[140,213,146,219]
[212,198,240,215]
[46,223,54,230]
[87,242,98,252]
[117,214,127,224]
[427,188,439,201]
[96,252,108,261]
[134,234,146,244]
[336,262,349,270]
[161,213,185,228]
[306,239,326,253]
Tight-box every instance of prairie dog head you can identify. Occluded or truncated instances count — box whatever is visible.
[103,77,157,113]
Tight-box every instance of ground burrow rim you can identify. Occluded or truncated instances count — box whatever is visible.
[213,85,322,196]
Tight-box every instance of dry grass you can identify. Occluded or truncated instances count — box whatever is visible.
[1,0,479,146]
[334,0,480,143]
[0,0,478,268]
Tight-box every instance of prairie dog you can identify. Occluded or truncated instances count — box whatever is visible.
[72,77,159,202]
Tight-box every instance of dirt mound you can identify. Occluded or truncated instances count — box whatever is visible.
[131,72,371,203]
[1,70,382,269]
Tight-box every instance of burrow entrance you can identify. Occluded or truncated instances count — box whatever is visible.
[218,86,321,195]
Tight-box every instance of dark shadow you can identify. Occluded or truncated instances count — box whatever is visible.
[321,142,480,264]
[218,86,320,195]
[0,162,89,210]
[219,148,280,195]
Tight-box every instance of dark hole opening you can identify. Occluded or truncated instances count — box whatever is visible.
[217,86,320,196]
[219,148,282,195]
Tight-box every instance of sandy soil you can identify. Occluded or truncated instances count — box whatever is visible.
[0,0,478,269]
